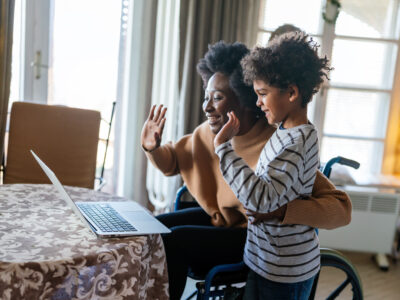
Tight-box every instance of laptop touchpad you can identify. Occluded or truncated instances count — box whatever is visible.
[123,211,155,223]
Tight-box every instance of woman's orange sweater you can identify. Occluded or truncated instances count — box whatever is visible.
[146,118,351,228]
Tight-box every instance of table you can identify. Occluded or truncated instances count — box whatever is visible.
[0,184,169,300]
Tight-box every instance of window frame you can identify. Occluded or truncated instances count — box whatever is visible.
[257,0,400,174]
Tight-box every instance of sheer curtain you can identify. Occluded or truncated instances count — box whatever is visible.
[0,0,15,166]
[145,0,181,212]
[113,0,158,206]
[146,0,260,212]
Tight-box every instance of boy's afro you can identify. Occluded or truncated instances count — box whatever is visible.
[241,32,332,107]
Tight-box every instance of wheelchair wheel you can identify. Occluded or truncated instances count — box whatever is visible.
[309,248,363,300]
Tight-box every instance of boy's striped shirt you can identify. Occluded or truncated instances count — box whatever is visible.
[215,123,320,283]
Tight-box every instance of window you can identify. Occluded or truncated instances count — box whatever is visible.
[9,0,130,191]
[257,0,400,175]
[9,0,23,108]
[5,0,23,165]
[48,0,127,191]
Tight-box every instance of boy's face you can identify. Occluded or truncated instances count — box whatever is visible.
[253,80,292,125]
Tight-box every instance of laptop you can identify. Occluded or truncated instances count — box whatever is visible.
[31,150,171,237]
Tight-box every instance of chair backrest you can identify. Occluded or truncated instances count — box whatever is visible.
[4,102,101,189]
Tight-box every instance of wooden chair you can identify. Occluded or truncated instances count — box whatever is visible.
[3,102,101,189]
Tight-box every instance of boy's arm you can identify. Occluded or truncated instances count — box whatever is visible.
[215,141,305,213]
[282,171,352,229]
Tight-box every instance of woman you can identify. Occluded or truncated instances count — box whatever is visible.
[141,41,351,300]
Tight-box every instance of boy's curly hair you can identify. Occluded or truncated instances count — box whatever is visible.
[241,32,332,107]
[197,41,262,117]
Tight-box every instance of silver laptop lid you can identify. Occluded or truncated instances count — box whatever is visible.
[30,150,94,233]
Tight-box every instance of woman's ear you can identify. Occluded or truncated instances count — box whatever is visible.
[288,85,300,103]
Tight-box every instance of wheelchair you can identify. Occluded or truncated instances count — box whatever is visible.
[175,156,363,300]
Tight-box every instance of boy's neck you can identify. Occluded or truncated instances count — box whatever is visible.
[281,106,308,129]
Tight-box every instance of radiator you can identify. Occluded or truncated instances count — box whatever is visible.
[319,186,400,254]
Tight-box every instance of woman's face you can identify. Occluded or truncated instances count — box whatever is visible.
[202,72,242,134]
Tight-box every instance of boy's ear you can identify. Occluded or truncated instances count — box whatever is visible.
[288,85,300,103]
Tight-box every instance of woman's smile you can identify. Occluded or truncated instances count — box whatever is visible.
[207,115,221,125]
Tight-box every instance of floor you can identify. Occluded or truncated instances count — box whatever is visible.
[181,251,400,300]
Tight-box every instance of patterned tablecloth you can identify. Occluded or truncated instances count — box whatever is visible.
[0,184,169,300]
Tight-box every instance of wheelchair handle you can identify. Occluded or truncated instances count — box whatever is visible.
[336,156,360,169]
[323,156,360,178]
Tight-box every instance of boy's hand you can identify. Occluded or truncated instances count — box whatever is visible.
[141,105,167,152]
[214,111,240,148]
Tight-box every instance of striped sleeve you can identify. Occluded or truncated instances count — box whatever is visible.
[215,140,306,213]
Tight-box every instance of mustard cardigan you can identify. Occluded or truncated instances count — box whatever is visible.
[146,118,351,228]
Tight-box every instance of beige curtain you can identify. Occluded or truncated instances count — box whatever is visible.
[0,0,15,163]
[382,102,400,174]
[178,0,260,135]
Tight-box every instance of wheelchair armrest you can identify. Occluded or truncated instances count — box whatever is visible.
[203,262,248,294]
[174,185,199,211]
[174,185,188,211]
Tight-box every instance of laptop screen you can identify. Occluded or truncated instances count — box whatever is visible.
[30,150,93,232]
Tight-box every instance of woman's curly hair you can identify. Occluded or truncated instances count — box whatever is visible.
[241,32,332,107]
[196,41,262,116]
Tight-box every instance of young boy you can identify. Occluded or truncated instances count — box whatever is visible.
[213,32,331,299]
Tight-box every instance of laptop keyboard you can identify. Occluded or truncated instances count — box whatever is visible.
[78,203,137,232]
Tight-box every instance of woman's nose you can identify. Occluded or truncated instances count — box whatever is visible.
[203,99,214,112]
[256,97,262,107]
